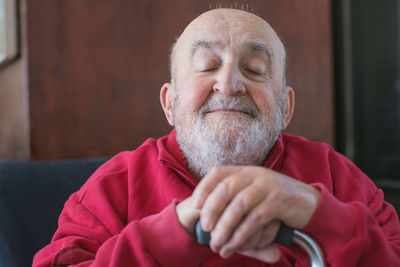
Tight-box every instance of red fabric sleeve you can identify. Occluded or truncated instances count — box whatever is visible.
[138,200,213,266]
[33,200,212,267]
[302,183,400,267]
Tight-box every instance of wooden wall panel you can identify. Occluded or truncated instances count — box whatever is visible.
[26,0,334,159]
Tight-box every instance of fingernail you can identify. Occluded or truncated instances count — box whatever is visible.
[221,248,234,258]
[202,219,211,232]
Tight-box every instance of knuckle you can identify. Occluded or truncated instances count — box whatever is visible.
[203,203,218,218]
[250,210,264,224]
[215,220,231,234]
[235,196,250,213]
[216,179,230,195]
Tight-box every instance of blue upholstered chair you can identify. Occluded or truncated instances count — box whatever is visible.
[0,158,108,267]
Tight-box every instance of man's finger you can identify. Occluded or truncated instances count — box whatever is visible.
[209,183,265,251]
[236,227,264,252]
[200,174,252,232]
[234,221,280,253]
[220,197,277,253]
[257,221,281,249]
[193,166,239,208]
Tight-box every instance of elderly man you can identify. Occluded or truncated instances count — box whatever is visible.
[34,8,400,267]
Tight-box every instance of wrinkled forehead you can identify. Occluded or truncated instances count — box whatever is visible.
[172,9,286,80]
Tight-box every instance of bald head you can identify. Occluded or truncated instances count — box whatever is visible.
[170,8,286,86]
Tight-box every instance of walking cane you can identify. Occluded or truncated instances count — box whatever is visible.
[195,220,325,267]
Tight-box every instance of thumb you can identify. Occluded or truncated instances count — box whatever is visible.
[176,196,200,236]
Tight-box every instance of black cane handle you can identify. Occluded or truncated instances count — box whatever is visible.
[195,219,294,247]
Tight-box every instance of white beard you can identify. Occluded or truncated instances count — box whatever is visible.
[174,93,284,179]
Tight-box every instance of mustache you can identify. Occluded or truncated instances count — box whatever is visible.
[199,95,259,118]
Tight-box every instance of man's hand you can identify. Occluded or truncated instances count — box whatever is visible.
[189,166,320,263]
[176,196,201,236]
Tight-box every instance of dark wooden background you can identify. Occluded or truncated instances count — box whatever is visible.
[26,0,334,160]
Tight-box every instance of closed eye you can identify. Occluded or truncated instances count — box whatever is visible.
[246,69,261,75]
[201,67,218,72]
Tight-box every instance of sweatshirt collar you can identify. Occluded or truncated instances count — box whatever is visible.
[263,134,285,171]
[157,130,197,187]
[158,130,285,188]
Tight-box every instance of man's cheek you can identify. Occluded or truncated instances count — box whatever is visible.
[186,79,214,110]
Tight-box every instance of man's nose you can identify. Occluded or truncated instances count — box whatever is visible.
[212,65,246,96]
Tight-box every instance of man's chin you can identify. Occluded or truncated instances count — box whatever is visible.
[203,124,252,141]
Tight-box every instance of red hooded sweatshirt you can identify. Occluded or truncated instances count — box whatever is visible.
[33,131,400,266]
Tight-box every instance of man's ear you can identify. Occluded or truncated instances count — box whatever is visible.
[160,82,175,126]
[283,86,295,129]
